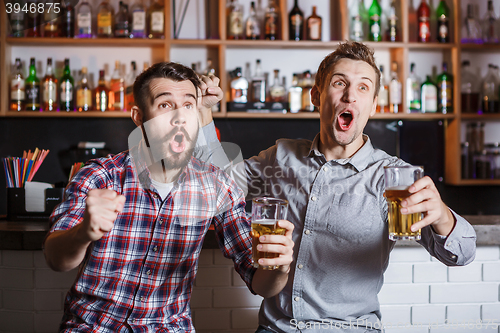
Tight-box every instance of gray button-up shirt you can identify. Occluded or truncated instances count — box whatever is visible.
[197,122,476,333]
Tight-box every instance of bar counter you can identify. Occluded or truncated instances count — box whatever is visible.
[1,216,499,250]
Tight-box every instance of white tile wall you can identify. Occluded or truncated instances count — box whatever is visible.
[1,246,500,333]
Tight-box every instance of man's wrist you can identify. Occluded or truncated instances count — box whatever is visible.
[198,106,214,127]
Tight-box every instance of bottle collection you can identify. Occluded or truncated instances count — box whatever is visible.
[462,123,500,180]
[462,1,500,44]
[228,59,316,113]
[7,0,164,39]
[10,57,146,112]
[350,0,450,43]
[227,0,322,41]
[461,60,500,114]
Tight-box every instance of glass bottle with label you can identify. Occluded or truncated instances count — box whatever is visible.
[61,0,75,37]
[114,1,130,37]
[269,69,286,103]
[148,0,164,38]
[230,67,248,103]
[26,0,42,37]
[227,0,243,39]
[389,61,402,113]
[436,0,449,43]
[417,0,431,42]
[301,70,314,112]
[109,61,125,111]
[265,0,280,40]
[386,0,398,42]
[43,3,61,37]
[94,70,110,112]
[406,62,421,112]
[368,0,382,42]
[461,60,480,114]
[437,62,453,114]
[289,0,303,41]
[130,0,146,38]
[350,0,366,41]
[250,59,266,103]
[461,4,482,44]
[420,76,438,113]
[288,73,302,113]
[76,0,93,38]
[60,58,74,111]
[9,1,25,37]
[43,58,58,111]
[76,67,92,112]
[245,1,260,40]
[97,0,114,37]
[482,0,499,43]
[125,61,138,110]
[482,64,499,113]
[10,58,25,111]
[306,6,322,41]
[376,65,389,113]
[25,58,40,111]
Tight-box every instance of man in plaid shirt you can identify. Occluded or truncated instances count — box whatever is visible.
[44,62,294,332]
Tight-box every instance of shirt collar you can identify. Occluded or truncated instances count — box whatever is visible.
[308,133,376,172]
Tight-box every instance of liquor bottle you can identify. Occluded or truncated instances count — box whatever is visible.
[43,8,61,37]
[230,67,248,103]
[148,0,165,38]
[289,0,303,41]
[204,58,216,77]
[25,58,40,111]
[288,73,302,113]
[130,0,147,38]
[250,59,266,103]
[61,0,75,37]
[76,67,92,112]
[269,69,286,103]
[245,1,260,40]
[115,1,130,37]
[125,61,138,110]
[461,4,482,44]
[94,70,110,112]
[417,0,431,42]
[389,61,402,113]
[97,0,114,37]
[42,58,58,111]
[406,63,421,112]
[109,61,125,110]
[10,58,25,111]
[376,65,389,113]
[368,0,382,42]
[461,60,480,114]
[264,0,280,40]
[420,76,438,113]
[306,6,322,41]
[437,62,453,114]
[301,70,314,112]
[26,1,42,37]
[350,0,366,41]
[9,1,25,37]
[59,58,74,111]
[76,0,93,38]
[436,0,449,43]
[482,64,498,113]
[386,0,398,42]
[482,1,499,43]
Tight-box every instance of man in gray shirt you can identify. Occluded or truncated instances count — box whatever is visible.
[195,41,476,332]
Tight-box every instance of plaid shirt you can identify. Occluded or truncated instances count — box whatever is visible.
[48,150,255,332]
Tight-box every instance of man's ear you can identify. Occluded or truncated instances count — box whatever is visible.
[370,96,378,117]
[131,106,143,127]
[311,85,321,107]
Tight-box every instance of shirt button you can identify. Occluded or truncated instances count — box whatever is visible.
[159,219,163,225]
[140,296,145,302]
[153,246,158,252]
[130,318,135,324]
[294,296,300,302]
[311,196,317,201]
[146,270,152,275]
[304,229,311,235]
[298,264,303,269]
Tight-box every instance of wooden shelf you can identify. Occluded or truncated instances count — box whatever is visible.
[461,114,500,120]
[6,37,165,47]
[451,179,500,186]
[4,110,132,118]
[371,113,455,120]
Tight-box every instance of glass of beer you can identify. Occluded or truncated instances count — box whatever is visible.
[251,197,288,270]
[384,166,424,241]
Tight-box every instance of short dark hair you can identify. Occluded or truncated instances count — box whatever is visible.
[133,62,201,112]
[314,41,381,99]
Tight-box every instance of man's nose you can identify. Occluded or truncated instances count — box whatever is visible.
[171,109,187,126]
[341,84,356,103]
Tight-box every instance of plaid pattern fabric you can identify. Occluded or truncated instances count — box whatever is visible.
[48,151,255,332]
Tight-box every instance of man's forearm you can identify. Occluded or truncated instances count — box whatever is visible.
[44,224,91,272]
[251,268,290,298]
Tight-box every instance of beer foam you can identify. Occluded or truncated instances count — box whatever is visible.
[252,219,278,226]
[386,185,410,191]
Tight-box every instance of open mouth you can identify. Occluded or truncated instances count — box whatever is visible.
[338,110,354,130]
[169,133,186,153]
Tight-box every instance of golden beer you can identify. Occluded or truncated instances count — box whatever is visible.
[386,186,422,241]
[251,219,286,270]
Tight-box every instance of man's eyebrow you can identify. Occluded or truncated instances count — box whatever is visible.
[331,73,374,84]
[153,92,196,101]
